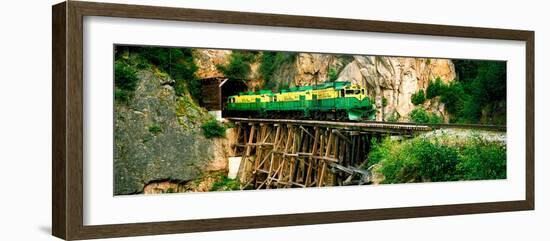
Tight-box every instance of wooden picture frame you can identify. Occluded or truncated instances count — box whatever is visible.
[52,1,534,240]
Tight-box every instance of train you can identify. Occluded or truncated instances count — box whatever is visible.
[225,81,376,121]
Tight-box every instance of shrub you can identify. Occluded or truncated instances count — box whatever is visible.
[426,77,445,99]
[148,124,162,135]
[114,61,139,102]
[376,138,460,183]
[386,112,400,122]
[217,51,257,80]
[115,61,138,91]
[133,47,200,99]
[201,120,227,138]
[328,67,339,81]
[411,90,426,105]
[381,97,388,107]
[440,82,465,116]
[375,140,421,183]
[210,176,241,191]
[414,139,460,182]
[458,137,506,180]
[366,138,392,166]
[114,88,129,103]
[409,107,442,124]
[367,135,506,184]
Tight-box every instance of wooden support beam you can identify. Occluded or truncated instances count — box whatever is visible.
[332,129,351,144]
[305,127,319,187]
[318,130,335,187]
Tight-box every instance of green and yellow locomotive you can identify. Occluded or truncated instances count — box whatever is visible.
[226,81,376,121]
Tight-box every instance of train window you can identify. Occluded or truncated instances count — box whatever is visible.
[274,96,277,102]
[361,89,365,95]
[340,90,345,97]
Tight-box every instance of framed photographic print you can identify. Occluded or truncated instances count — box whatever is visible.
[52,1,534,240]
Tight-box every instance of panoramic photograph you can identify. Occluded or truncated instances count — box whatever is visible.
[113,45,507,195]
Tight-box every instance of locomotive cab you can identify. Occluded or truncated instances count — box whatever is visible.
[341,84,366,100]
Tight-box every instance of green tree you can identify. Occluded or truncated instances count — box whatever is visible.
[440,82,466,116]
[328,68,339,81]
[411,90,426,105]
[217,51,257,80]
[459,61,506,123]
[131,47,200,99]
[114,61,139,102]
[426,77,445,99]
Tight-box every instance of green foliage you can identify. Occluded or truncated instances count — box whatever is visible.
[148,124,162,135]
[411,90,426,105]
[328,67,339,81]
[461,61,507,123]
[201,120,227,138]
[386,111,400,122]
[114,61,139,103]
[426,77,445,99]
[210,176,241,191]
[414,140,460,182]
[439,82,465,116]
[372,139,420,183]
[128,47,200,99]
[449,60,507,124]
[365,138,392,166]
[224,121,236,129]
[409,107,442,124]
[453,60,481,82]
[381,97,388,107]
[259,51,297,90]
[375,138,459,183]
[217,51,257,80]
[366,135,506,184]
[458,137,507,180]
[114,88,129,103]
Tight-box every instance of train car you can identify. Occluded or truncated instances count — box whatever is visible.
[226,81,376,121]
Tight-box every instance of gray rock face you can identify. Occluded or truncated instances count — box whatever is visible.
[336,56,455,121]
[114,70,214,195]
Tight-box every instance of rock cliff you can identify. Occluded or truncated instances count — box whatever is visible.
[194,50,456,121]
[336,56,455,121]
[114,67,231,195]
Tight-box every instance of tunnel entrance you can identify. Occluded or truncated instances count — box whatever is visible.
[200,77,248,119]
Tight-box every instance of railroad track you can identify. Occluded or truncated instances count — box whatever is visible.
[226,117,506,132]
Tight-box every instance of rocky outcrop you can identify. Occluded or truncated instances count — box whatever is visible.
[114,68,230,195]
[336,56,455,121]
[194,49,232,79]
[276,55,455,121]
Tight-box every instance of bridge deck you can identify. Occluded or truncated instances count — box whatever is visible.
[226,117,506,133]
[227,117,432,134]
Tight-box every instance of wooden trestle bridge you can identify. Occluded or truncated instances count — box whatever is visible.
[228,118,433,190]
